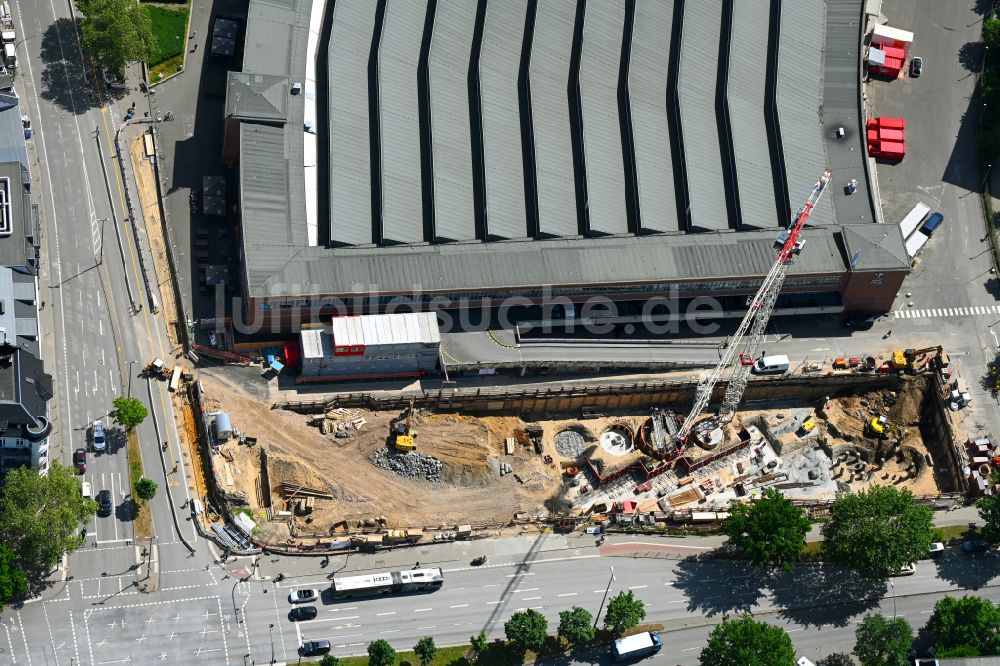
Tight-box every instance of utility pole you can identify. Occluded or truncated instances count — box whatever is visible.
[97,217,109,265]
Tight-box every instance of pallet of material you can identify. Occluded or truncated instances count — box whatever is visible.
[280,482,334,499]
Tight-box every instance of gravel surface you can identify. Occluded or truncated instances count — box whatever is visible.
[370,448,444,482]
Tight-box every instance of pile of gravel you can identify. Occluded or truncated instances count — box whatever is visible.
[555,430,587,458]
[369,448,444,482]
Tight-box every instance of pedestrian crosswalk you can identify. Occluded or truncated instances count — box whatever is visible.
[895,305,1000,319]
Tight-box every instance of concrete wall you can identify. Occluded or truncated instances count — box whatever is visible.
[278,373,901,417]
[922,373,968,494]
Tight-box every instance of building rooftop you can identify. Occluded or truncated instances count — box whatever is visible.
[237,0,898,302]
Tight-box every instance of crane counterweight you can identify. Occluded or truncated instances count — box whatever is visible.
[675,168,833,445]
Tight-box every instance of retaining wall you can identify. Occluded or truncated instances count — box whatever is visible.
[276,373,901,417]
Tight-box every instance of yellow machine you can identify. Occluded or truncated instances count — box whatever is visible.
[890,346,948,373]
[866,415,910,441]
[800,417,817,434]
[392,397,417,451]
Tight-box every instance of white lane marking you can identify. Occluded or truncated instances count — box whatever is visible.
[486,601,502,605]
[450,604,469,609]
[376,612,396,616]
[557,593,578,597]
[413,608,433,613]
[629,585,649,590]
[513,588,538,593]
[522,597,542,601]
[416,626,437,630]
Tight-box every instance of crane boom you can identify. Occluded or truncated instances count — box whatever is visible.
[675,168,833,442]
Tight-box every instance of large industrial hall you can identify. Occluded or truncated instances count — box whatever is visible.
[224,0,909,332]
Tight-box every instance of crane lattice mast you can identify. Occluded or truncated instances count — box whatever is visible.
[675,168,833,442]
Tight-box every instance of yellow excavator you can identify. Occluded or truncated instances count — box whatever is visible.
[392,397,417,452]
[890,346,949,374]
[865,415,910,442]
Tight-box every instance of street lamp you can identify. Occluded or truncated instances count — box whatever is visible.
[269,623,275,664]
[96,217,110,265]
[887,578,897,620]
[593,565,615,629]
[126,360,137,398]
[984,163,994,192]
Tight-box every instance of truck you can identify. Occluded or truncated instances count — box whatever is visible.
[611,631,662,662]
[0,1,15,72]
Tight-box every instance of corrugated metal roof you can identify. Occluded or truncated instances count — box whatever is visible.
[578,1,628,236]
[480,0,530,240]
[840,224,907,271]
[378,0,428,244]
[243,0,297,77]
[777,0,835,226]
[677,0,729,232]
[728,2,780,229]
[260,227,852,298]
[823,0,877,226]
[331,312,440,346]
[329,0,379,246]
[428,1,478,242]
[627,0,677,233]
[527,0,579,238]
[300,329,332,359]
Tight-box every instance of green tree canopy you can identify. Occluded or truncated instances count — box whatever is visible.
[557,606,595,646]
[470,629,489,656]
[978,494,1000,545]
[135,477,157,502]
[927,595,1000,656]
[699,615,796,666]
[721,488,811,571]
[504,609,548,652]
[819,653,855,666]
[76,0,156,75]
[110,396,148,431]
[604,590,646,635]
[413,636,437,666]
[367,638,396,666]
[318,655,342,666]
[821,485,933,579]
[0,543,28,612]
[0,462,97,577]
[984,13,1000,51]
[853,613,912,666]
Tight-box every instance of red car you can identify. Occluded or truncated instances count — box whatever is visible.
[73,448,87,474]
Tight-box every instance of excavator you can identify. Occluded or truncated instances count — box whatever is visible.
[865,415,910,442]
[890,346,949,374]
[391,397,417,452]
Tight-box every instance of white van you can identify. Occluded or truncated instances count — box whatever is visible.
[753,354,789,374]
[81,481,92,498]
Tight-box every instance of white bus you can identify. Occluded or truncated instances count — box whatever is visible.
[330,567,444,598]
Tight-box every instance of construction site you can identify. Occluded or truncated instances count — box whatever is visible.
[188,172,974,552]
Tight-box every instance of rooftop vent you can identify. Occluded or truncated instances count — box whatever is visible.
[291,82,302,95]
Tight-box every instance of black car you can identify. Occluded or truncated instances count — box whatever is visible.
[910,56,923,77]
[97,490,113,517]
[845,315,876,331]
[299,640,331,656]
[471,556,487,566]
[289,606,317,622]
[963,539,990,554]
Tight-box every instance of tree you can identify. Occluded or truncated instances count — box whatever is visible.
[469,629,489,657]
[721,487,811,571]
[135,477,157,502]
[504,609,548,652]
[604,590,646,635]
[76,0,156,75]
[0,544,28,612]
[318,656,342,666]
[853,613,912,666]
[927,595,1000,656]
[978,494,1000,545]
[367,638,396,666]
[0,463,97,578]
[818,653,855,666]
[413,636,437,666]
[984,13,1000,52]
[557,606,595,646]
[699,615,796,666]
[110,396,147,431]
[821,485,933,579]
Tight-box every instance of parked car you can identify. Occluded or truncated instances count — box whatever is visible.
[299,640,331,657]
[910,56,923,77]
[289,606,317,622]
[928,542,945,558]
[963,539,989,554]
[91,420,106,452]
[288,588,319,604]
[891,562,916,576]
[73,448,87,474]
[97,490,113,517]
[471,556,487,566]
